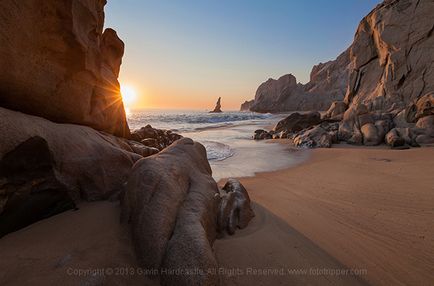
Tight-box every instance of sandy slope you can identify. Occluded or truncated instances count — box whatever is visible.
[0,201,157,286]
[216,146,434,286]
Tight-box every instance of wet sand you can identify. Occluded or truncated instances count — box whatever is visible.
[216,146,434,286]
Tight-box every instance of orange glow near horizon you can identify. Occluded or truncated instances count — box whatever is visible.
[118,80,250,111]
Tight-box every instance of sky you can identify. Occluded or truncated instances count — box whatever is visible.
[105,0,381,110]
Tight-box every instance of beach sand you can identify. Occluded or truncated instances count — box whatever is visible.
[0,201,157,286]
[1,146,433,286]
[216,146,434,286]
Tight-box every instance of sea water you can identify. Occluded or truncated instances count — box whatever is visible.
[127,109,308,181]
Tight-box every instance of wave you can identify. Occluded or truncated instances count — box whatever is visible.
[127,110,274,132]
[200,140,234,161]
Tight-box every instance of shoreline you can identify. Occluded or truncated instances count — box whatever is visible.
[215,145,434,286]
[1,144,433,285]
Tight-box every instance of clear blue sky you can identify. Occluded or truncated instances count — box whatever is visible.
[105,0,381,110]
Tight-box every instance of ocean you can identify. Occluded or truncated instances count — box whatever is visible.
[127,109,308,180]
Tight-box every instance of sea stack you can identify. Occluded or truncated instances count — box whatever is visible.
[210,97,223,113]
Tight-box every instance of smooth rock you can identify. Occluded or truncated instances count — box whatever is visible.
[274,112,322,133]
[0,0,130,137]
[294,126,332,148]
[0,107,140,236]
[218,179,254,235]
[361,123,381,146]
[121,138,220,286]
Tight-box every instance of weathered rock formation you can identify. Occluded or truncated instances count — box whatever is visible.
[240,99,254,111]
[344,0,434,111]
[210,97,223,113]
[0,107,145,237]
[131,124,183,151]
[337,0,434,147]
[121,139,254,285]
[0,0,130,137]
[244,48,350,113]
[252,0,434,149]
[218,179,255,236]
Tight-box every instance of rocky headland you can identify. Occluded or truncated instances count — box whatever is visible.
[244,48,350,113]
[252,0,434,149]
[0,1,254,285]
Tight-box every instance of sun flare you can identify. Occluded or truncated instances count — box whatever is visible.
[120,85,138,107]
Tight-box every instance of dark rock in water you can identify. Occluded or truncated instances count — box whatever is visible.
[210,97,223,113]
[131,124,182,151]
[121,138,220,286]
[0,0,130,137]
[274,112,322,133]
[253,129,272,140]
[218,179,254,235]
[0,137,75,237]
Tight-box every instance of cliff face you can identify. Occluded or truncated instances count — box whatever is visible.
[253,0,434,149]
[345,0,434,112]
[248,49,350,113]
[246,0,434,114]
[0,0,130,137]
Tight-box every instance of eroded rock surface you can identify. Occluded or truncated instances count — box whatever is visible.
[0,107,141,236]
[121,138,220,286]
[244,49,350,112]
[218,179,255,236]
[131,124,183,151]
[252,0,434,149]
[0,0,129,137]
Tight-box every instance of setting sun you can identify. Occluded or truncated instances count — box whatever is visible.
[120,85,137,107]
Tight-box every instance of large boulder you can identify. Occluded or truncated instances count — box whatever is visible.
[361,123,382,146]
[0,0,130,137]
[0,107,141,237]
[293,125,333,148]
[121,138,220,286]
[253,129,272,140]
[273,112,322,133]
